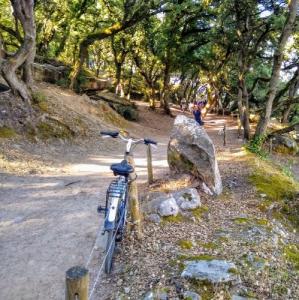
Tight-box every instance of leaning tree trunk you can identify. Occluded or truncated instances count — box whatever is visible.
[0,0,36,106]
[254,0,298,138]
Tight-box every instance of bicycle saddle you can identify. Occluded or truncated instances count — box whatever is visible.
[110,160,134,176]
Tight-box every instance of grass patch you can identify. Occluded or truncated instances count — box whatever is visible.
[284,244,299,271]
[0,126,16,138]
[178,239,193,250]
[249,153,299,228]
[192,205,209,220]
[32,91,49,112]
[162,214,184,223]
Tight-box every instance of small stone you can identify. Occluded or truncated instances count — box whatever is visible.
[183,291,201,300]
[116,279,123,286]
[143,291,154,300]
[124,287,130,294]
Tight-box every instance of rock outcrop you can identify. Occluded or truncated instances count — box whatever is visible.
[168,115,222,195]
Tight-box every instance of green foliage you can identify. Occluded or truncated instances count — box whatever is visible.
[246,136,268,158]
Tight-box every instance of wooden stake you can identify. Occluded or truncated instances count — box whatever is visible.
[223,124,226,146]
[269,137,273,154]
[147,145,153,184]
[237,114,241,138]
[126,154,143,239]
[65,266,89,300]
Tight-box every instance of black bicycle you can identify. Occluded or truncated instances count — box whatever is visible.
[98,130,157,273]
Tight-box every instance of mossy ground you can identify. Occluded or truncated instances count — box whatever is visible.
[192,205,209,220]
[0,127,16,138]
[283,244,299,270]
[36,120,74,139]
[162,214,184,223]
[32,91,49,112]
[178,239,193,249]
[248,154,299,228]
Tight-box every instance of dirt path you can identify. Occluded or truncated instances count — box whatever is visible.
[0,103,172,300]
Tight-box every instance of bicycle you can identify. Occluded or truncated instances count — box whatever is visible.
[98,130,157,273]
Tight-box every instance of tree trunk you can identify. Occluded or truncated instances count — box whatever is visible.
[0,0,36,106]
[160,58,171,115]
[254,0,298,138]
[282,105,292,123]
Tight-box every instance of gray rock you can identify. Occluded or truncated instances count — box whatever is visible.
[272,134,298,154]
[143,290,168,300]
[232,296,255,300]
[173,188,201,210]
[157,195,179,216]
[143,291,154,300]
[168,115,222,195]
[183,290,201,300]
[143,192,169,214]
[181,259,237,283]
[147,213,161,224]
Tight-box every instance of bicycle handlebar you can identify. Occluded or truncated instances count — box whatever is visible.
[100,130,158,146]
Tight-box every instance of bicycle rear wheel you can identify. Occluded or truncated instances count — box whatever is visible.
[104,230,115,274]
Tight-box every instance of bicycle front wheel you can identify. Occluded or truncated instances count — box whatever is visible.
[104,230,115,274]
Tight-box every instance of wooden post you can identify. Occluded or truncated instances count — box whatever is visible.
[269,137,273,154]
[65,266,89,300]
[237,114,241,139]
[126,154,143,239]
[147,145,153,184]
[223,124,226,146]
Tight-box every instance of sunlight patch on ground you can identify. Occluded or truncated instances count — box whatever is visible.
[217,148,247,162]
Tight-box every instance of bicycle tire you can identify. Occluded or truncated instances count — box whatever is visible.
[104,229,115,274]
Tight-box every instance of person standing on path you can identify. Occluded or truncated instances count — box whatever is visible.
[193,105,204,125]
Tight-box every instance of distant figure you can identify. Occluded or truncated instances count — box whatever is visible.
[193,105,204,125]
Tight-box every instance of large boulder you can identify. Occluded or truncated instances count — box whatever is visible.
[168,115,222,195]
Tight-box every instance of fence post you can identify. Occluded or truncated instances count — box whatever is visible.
[269,137,273,154]
[126,154,143,239]
[223,124,226,146]
[237,114,241,138]
[147,145,153,184]
[65,266,89,300]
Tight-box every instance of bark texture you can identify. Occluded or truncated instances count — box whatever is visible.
[254,0,298,138]
[0,0,36,105]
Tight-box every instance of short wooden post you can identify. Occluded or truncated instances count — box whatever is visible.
[269,137,273,154]
[237,114,241,138]
[223,124,226,146]
[147,145,153,184]
[126,154,143,239]
[65,266,89,300]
